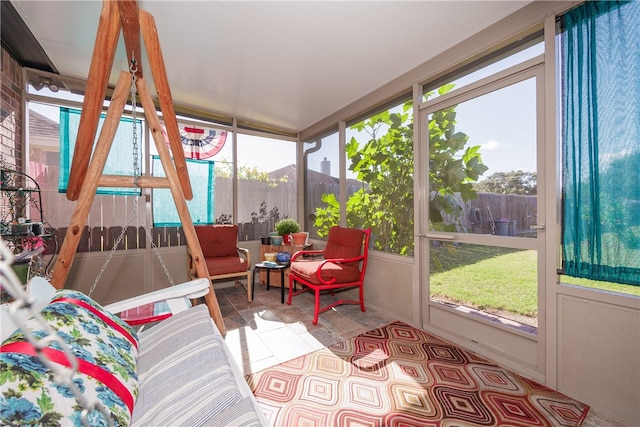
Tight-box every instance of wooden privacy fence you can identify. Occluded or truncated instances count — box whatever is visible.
[45,225,186,255]
[463,193,537,236]
[47,221,281,254]
[42,189,537,255]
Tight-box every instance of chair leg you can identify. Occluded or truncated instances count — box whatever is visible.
[246,272,252,303]
[287,275,294,305]
[313,288,321,325]
[359,284,366,312]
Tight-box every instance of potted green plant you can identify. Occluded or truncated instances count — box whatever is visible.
[275,218,300,244]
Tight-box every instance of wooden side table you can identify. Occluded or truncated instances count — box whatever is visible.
[258,243,311,286]
[252,262,290,303]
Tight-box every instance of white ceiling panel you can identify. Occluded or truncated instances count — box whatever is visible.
[11,1,532,133]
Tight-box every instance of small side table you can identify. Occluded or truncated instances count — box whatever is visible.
[252,262,290,303]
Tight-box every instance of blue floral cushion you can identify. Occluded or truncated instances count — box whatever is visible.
[0,289,139,426]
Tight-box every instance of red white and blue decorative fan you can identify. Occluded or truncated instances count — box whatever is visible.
[163,125,227,160]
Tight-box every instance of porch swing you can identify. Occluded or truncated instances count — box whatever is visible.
[47,0,226,336]
[0,2,268,426]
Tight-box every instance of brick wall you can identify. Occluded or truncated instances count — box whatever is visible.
[1,46,23,170]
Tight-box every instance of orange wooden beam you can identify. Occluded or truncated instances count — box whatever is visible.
[66,0,120,201]
[117,0,143,78]
[139,9,193,200]
[51,72,132,289]
[136,76,225,335]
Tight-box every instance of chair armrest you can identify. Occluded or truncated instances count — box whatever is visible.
[104,278,210,315]
[315,255,365,285]
[237,246,251,266]
[291,249,324,262]
[320,254,365,265]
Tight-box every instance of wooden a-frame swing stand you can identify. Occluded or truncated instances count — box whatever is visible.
[49,0,226,335]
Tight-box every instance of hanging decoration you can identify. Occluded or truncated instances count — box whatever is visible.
[162,124,227,160]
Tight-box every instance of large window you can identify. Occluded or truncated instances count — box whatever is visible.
[24,73,297,251]
[309,99,415,256]
[27,99,146,254]
[424,42,544,330]
[303,131,339,240]
[236,134,297,241]
[151,120,232,227]
[345,100,414,256]
[427,78,538,237]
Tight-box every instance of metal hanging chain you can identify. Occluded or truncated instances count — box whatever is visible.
[89,56,174,296]
[130,59,140,187]
[127,58,174,286]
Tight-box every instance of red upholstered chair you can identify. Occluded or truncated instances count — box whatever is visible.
[287,226,371,324]
[187,224,252,302]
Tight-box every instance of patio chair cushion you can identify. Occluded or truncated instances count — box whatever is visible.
[203,256,248,276]
[324,226,365,261]
[0,289,139,426]
[195,224,238,258]
[290,260,361,285]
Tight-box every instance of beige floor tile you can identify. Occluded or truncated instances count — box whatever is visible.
[225,325,273,368]
[257,325,317,363]
[296,330,327,352]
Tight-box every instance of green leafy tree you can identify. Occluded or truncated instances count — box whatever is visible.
[314,105,414,254]
[474,170,537,195]
[214,158,288,187]
[315,85,488,254]
[427,97,488,233]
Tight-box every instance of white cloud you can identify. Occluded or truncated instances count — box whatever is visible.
[481,140,501,151]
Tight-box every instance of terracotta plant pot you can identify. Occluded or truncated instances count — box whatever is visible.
[291,232,307,246]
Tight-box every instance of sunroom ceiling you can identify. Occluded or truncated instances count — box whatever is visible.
[11,1,532,134]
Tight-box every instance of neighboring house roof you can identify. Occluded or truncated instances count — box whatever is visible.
[269,164,362,186]
[268,164,296,181]
[29,109,58,137]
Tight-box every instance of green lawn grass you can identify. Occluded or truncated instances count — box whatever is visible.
[430,245,538,318]
[429,243,640,323]
[560,275,640,296]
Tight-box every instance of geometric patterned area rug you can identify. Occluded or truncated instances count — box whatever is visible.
[246,321,589,427]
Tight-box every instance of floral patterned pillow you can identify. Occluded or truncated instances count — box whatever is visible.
[0,289,139,426]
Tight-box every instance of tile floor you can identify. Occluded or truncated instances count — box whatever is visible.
[215,283,628,427]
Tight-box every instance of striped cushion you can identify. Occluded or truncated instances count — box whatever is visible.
[207,396,263,426]
[135,305,225,376]
[131,306,261,426]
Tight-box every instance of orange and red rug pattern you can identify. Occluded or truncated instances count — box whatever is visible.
[246,321,589,426]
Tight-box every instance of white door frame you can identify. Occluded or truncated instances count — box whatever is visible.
[417,57,548,379]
